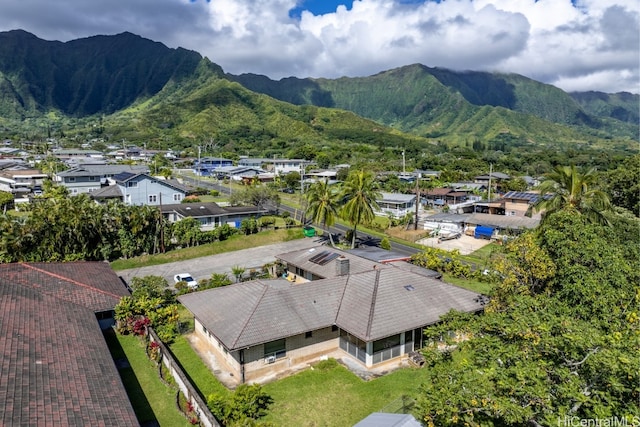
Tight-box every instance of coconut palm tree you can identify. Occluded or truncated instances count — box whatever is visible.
[305,179,339,246]
[533,165,611,225]
[339,170,381,249]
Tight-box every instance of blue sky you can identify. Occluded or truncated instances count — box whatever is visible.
[290,0,355,18]
[0,0,637,93]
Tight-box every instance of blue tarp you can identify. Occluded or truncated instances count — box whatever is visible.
[474,225,494,239]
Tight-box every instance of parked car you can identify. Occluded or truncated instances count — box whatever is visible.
[174,273,198,289]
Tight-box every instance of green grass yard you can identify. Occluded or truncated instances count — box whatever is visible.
[104,330,192,427]
[262,359,427,427]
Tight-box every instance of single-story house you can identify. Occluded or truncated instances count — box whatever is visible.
[161,202,268,230]
[238,158,312,175]
[0,262,138,426]
[178,246,485,384]
[464,212,540,232]
[376,192,416,219]
[194,157,234,176]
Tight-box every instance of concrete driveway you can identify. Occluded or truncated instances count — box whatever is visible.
[116,237,324,286]
[416,234,492,255]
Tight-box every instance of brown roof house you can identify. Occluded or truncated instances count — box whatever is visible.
[0,262,139,426]
[179,246,485,385]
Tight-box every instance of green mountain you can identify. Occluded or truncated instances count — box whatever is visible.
[0,29,215,117]
[229,64,638,143]
[0,30,636,156]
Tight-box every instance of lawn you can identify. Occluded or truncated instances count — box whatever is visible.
[459,242,502,267]
[104,330,192,427]
[443,273,494,294]
[169,335,230,399]
[261,359,427,427]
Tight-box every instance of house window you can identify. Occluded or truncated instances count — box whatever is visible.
[173,193,182,202]
[305,331,313,339]
[89,176,96,181]
[372,333,402,364]
[128,181,138,188]
[264,338,286,359]
[68,177,76,183]
[148,194,157,203]
[339,330,366,363]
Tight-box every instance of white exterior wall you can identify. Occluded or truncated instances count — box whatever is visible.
[422,221,463,233]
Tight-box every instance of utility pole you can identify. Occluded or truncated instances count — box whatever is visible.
[300,163,306,224]
[402,150,406,175]
[414,174,420,231]
[487,163,493,204]
[197,145,201,184]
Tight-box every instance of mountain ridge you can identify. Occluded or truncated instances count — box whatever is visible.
[0,30,637,150]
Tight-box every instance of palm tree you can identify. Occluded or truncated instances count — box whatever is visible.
[231,265,246,283]
[339,170,381,249]
[305,179,339,246]
[533,165,611,225]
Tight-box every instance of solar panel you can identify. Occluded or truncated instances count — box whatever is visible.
[313,251,334,265]
[318,252,340,266]
[309,250,330,264]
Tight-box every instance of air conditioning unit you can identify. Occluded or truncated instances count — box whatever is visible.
[264,355,276,364]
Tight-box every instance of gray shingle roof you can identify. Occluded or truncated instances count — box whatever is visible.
[179,277,347,349]
[57,164,149,177]
[160,202,267,218]
[180,247,485,348]
[277,246,384,279]
[466,213,540,229]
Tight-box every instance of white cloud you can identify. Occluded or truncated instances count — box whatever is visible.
[0,0,637,93]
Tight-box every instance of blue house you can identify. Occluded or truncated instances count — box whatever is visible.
[194,157,234,176]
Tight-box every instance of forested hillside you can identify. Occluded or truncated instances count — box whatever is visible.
[0,30,636,164]
[230,64,639,142]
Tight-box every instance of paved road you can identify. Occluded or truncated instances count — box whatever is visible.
[116,237,324,285]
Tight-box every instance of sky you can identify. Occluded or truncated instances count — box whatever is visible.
[0,0,638,94]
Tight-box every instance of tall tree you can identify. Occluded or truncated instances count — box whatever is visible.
[533,165,611,225]
[415,211,639,426]
[339,170,380,249]
[305,179,339,246]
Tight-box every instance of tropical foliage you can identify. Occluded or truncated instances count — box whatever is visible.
[115,276,180,343]
[339,170,381,248]
[208,384,273,427]
[415,210,640,426]
[534,165,612,225]
[305,179,340,246]
[0,195,164,262]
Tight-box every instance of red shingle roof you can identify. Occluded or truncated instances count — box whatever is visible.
[0,262,139,426]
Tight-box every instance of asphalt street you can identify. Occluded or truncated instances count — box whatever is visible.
[116,236,324,286]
